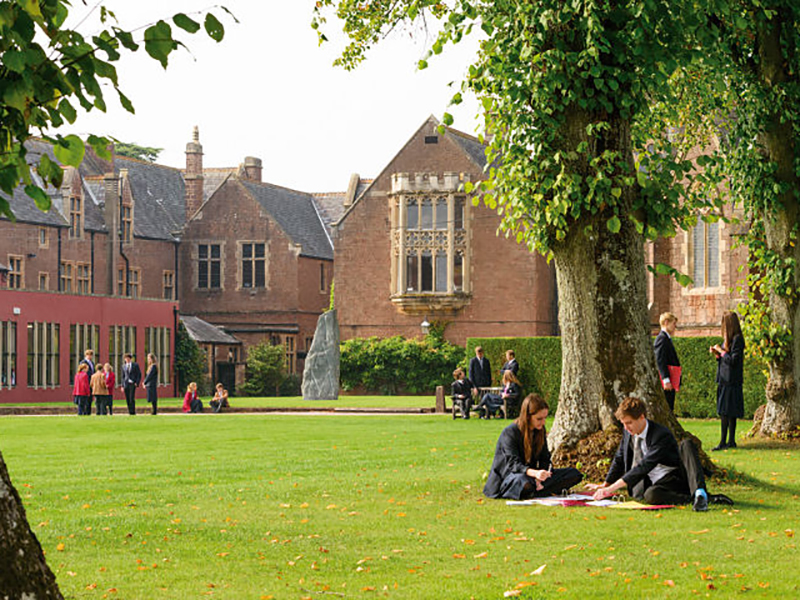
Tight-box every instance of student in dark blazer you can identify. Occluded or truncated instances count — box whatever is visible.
[478,370,521,419]
[451,368,474,419]
[142,353,159,415]
[121,353,142,415]
[484,394,583,499]
[654,312,681,412]
[588,397,732,510]
[79,349,96,377]
[500,349,519,377]
[469,346,492,389]
[710,311,746,450]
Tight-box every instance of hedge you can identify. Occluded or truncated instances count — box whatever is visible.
[340,335,465,395]
[466,337,767,419]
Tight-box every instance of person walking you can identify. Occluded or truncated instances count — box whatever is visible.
[654,312,681,412]
[142,353,159,415]
[121,353,142,415]
[710,311,746,450]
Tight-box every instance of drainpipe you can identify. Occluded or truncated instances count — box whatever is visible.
[90,231,95,293]
[57,228,62,291]
[173,240,180,301]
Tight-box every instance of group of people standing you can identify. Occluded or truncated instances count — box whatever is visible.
[452,348,522,419]
[654,310,746,450]
[72,350,159,415]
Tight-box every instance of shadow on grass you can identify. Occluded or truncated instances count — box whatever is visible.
[711,462,800,502]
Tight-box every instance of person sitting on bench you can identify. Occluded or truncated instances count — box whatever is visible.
[484,394,583,499]
[478,370,521,419]
[586,396,733,511]
[451,368,474,419]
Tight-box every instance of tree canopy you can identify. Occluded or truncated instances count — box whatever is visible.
[114,140,163,162]
[0,0,234,220]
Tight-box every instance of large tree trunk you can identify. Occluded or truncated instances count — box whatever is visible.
[0,451,63,599]
[547,114,699,479]
[755,13,800,435]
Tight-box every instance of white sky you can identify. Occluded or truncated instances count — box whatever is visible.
[64,1,482,192]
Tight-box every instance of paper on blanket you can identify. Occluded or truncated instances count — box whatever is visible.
[585,499,618,507]
[611,501,675,510]
[507,494,598,507]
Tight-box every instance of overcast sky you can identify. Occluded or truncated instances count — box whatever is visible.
[64,1,482,192]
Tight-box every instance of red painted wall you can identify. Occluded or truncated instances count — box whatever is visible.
[0,289,177,403]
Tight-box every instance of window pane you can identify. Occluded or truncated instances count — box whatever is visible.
[406,254,418,292]
[454,254,463,291]
[211,261,221,288]
[421,252,433,291]
[198,263,208,289]
[707,221,719,287]
[435,253,448,291]
[406,199,418,229]
[199,245,208,259]
[421,199,433,229]
[211,244,220,259]
[455,197,465,230]
[243,260,252,287]
[243,243,252,258]
[692,222,705,286]
[435,198,448,230]
[255,261,265,288]
[255,244,265,258]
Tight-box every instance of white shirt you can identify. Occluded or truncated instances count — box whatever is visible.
[635,421,675,484]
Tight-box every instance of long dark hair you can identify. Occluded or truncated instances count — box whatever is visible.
[721,311,743,352]
[515,394,549,463]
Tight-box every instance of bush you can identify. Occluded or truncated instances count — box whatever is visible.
[240,343,288,397]
[175,323,210,395]
[466,336,767,418]
[340,335,465,395]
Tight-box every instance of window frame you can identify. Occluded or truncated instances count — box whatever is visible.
[69,195,83,240]
[240,242,266,289]
[7,255,23,289]
[197,243,222,290]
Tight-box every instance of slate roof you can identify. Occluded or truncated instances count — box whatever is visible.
[240,180,333,260]
[446,128,488,169]
[116,157,185,241]
[201,168,236,204]
[313,192,347,235]
[0,176,69,228]
[180,315,241,345]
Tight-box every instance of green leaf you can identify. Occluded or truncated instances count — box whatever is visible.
[610,187,622,199]
[53,134,85,167]
[442,112,454,126]
[3,49,27,72]
[606,215,621,233]
[3,80,30,112]
[37,153,62,186]
[418,59,428,70]
[204,13,225,42]
[116,89,135,113]
[88,135,112,160]
[25,185,51,212]
[19,0,42,19]
[173,13,201,33]
[115,28,139,51]
[58,98,77,123]
[144,20,175,69]
[636,170,647,187]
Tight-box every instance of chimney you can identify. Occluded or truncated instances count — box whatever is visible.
[103,171,120,295]
[185,126,204,217]
[344,173,360,208]
[243,156,262,182]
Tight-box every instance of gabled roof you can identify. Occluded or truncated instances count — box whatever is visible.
[116,157,185,241]
[180,315,241,345]
[239,179,333,260]
[201,168,236,204]
[334,116,488,227]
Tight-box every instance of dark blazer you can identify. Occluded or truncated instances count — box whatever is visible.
[653,330,680,382]
[469,356,492,388]
[501,359,519,376]
[503,382,521,403]
[716,335,745,386]
[605,420,681,490]
[484,423,551,498]
[451,378,474,400]
[143,364,158,403]
[79,358,95,377]
[123,362,142,387]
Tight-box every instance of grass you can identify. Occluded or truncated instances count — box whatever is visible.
[0,395,435,409]
[1,415,797,599]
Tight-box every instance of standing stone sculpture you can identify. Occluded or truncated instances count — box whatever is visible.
[302,310,340,400]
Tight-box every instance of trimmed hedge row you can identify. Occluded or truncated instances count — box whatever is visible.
[341,336,465,395]
[466,337,767,419]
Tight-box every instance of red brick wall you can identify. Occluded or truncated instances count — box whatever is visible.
[334,121,558,346]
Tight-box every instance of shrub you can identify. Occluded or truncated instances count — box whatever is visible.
[175,323,210,395]
[466,336,767,418]
[340,335,465,395]
[240,343,288,397]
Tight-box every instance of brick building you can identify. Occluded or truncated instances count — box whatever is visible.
[332,117,560,344]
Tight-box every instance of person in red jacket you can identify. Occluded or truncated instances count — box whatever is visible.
[103,363,116,416]
[73,363,91,416]
[183,382,203,413]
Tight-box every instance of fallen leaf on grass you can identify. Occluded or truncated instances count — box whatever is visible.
[690,529,709,535]
[530,564,546,576]
[503,591,521,597]
[664,580,675,587]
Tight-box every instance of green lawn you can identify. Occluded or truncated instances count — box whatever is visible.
[1,415,797,599]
